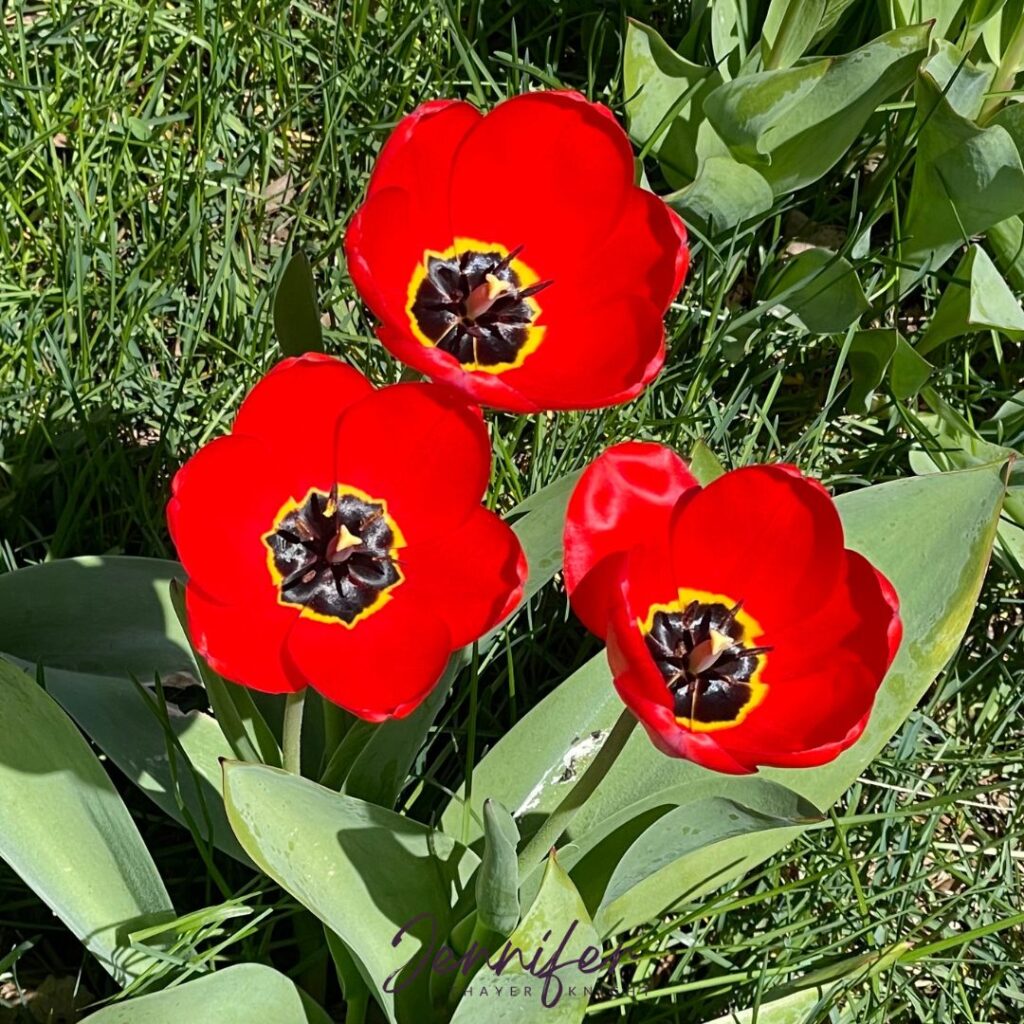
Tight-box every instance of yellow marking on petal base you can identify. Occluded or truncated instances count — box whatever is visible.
[263,484,406,630]
[639,587,769,734]
[404,237,546,374]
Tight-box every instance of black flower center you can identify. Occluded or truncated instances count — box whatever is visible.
[409,244,550,369]
[264,488,402,625]
[644,600,770,728]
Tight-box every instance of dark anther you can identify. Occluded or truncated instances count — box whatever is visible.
[644,601,770,724]
[410,246,551,367]
[265,488,400,624]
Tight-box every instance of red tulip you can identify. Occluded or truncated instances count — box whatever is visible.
[345,91,689,412]
[564,443,901,774]
[167,354,526,721]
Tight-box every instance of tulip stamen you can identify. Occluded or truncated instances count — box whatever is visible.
[264,488,403,625]
[408,242,550,370]
[643,599,770,728]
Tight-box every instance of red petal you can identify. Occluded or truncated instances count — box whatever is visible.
[401,506,527,647]
[668,464,845,632]
[505,293,666,410]
[375,320,541,412]
[186,584,300,694]
[346,102,483,328]
[711,549,901,768]
[345,186,432,330]
[167,434,286,604]
[720,649,878,769]
[564,442,698,638]
[232,354,372,500]
[448,92,635,274]
[558,189,689,312]
[334,382,491,543]
[284,596,452,720]
[367,99,481,204]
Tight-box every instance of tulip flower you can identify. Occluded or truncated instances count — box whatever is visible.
[563,443,901,773]
[345,91,689,412]
[168,354,526,721]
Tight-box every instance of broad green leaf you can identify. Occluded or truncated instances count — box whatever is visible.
[0,556,192,677]
[908,407,1024,564]
[342,471,580,806]
[812,0,863,41]
[710,0,753,70]
[689,440,727,484]
[766,248,869,334]
[0,557,244,861]
[848,329,899,412]
[341,652,462,805]
[223,762,478,1024]
[705,59,829,162]
[577,794,820,917]
[702,988,823,1024]
[984,215,1024,292]
[917,245,1024,354]
[667,155,774,236]
[887,0,971,39]
[890,334,933,399]
[623,20,725,186]
[505,470,582,608]
[79,964,331,1024]
[700,942,911,1022]
[449,855,600,1024]
[921,41,993,120]
[43,665,246,862]
[761,0,826,69]
[476,800,520,935]
[705,25,930,193]
[982,0,1021,63]
[847,330,932,410]
[274,252,324,356]
[443,465,1005,933]
[0,660,173,982]
[990,387,1024,432]
[901,67,1024,280]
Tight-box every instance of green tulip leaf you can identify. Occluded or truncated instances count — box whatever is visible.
[449,855,600,1024]
[889,334,934,399]
[623,19,725,186]
[688,439,727,484]
[668,155,775,236]
[909,404,1024,569]
[766,248,869,334]
[704,25,930,193]
[901,66,1024,280]
[761,0,826,69]
[223,761,478,1024]
[574,794,821,916]
[443,464,1006,933]
[917,245,1024,355]
[0,659,174,983]
[476,800,521,936]
[847,330,932,410]
[700,942,911,1022]
[0,556,192,677]
[79,963,331,1024]
[274,251,324,357]
[0,556,246,861]
[848,329,899,412]
[887,0,967,39]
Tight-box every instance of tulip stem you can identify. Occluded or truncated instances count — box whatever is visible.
[516,709,638,874]
[282,690,306,775]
